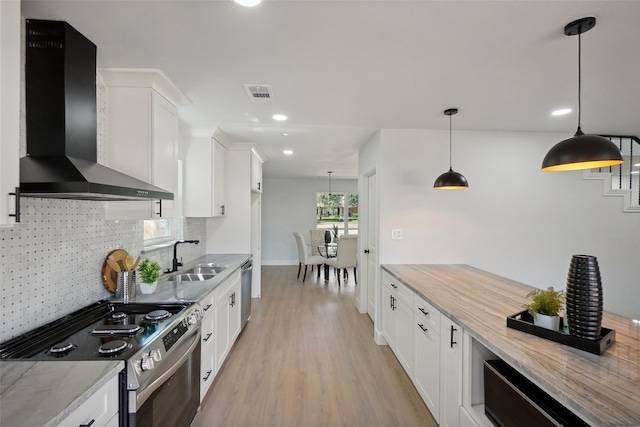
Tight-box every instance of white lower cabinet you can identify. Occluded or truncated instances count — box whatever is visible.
[381,271,413,374]
[414,306,441,421]
[440,316,463,427]
[382,268,464,427]
[199,270,242,401]
[59,373,119,427]
[215,271,242,372]
[199,289,217,401]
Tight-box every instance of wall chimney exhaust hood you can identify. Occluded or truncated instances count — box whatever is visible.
[20,19,173,201]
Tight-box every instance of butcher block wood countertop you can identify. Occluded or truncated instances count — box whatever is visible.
[382,264,640,427]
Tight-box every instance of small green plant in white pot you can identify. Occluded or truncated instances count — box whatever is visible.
[138,258,161,294]
[523,286,565,331]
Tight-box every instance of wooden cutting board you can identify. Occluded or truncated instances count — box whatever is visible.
[102,249,129,293]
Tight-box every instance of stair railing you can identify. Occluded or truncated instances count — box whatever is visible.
[593,135,640,210]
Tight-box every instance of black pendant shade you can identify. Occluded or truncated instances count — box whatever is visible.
[434,108,468,190]
[542,128,624,171]
[433,168,469,189]
[542,17,623,172]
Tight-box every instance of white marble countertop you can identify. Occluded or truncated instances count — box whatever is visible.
[0,360,123,427]
[382,264,640,427]
[114,254,252,304]
[0,254,251,427]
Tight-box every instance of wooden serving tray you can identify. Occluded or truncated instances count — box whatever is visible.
[101,249,129,293]
[506,310,615,355]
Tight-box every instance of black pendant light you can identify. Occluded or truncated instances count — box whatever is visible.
[542,17,623,171]
[434,108,469,190]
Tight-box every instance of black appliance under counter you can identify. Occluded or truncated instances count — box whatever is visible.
[0,360,123,427]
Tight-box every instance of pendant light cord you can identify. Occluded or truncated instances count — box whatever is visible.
[448,113,453,170]
[577,32,582,132]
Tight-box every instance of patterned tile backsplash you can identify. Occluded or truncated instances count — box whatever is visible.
[0,199,206,342]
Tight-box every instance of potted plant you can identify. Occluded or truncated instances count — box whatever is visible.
[138,258,161,294]
[523,286,565,331]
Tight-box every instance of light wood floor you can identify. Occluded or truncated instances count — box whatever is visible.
[193,265,437,427]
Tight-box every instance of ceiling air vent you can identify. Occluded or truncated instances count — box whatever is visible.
[244,84,275,104]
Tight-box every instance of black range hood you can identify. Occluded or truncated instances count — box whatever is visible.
[20,19,173,201]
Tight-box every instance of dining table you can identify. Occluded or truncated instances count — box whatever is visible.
[316,242,337,281]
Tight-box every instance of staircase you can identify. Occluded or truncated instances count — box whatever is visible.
[583,135,640,212]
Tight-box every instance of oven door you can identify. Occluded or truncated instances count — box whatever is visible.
[131,330,201,427]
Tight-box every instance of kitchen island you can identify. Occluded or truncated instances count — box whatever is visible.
[382,264,640,427]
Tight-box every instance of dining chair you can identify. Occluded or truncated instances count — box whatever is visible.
[325,235,358,286]
[293,232,325,282]
[309,229,326,256]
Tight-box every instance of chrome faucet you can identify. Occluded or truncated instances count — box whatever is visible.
[165,240,200,273]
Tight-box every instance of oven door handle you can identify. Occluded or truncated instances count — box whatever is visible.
[136,329,201,408]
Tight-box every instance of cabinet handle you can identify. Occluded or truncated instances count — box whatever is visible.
[419,307,429,316]
[389,295,393,310]
[392,296,396,311]
[390,283,398,289]
[203,332,213,342]
[364,249,370,254]
[417,323,428,332]
[220,205,225,215]
[8,187,20,223]
[257,182,261,191]
[156,199,162,216]
[450,325,458,348]
[203,370,213,381]
[204,304,212,311]
[79,420,95,427]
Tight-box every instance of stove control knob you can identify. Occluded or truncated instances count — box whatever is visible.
[140,356,155,371]
[150,349,162,362]
[187,314,198,326]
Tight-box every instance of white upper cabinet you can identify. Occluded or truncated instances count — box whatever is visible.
[183,137,227,217]
[251,151,263,192]
[100,69,190,220]
[0,1,20,225]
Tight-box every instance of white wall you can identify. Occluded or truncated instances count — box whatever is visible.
[375,129,640,318]
[262,177,358,265]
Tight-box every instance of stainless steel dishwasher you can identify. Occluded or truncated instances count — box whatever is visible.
[241,260,253,330]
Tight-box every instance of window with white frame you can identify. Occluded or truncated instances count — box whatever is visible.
[316,193,358,236]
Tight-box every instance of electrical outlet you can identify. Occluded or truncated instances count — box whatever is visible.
[391,229,403,240]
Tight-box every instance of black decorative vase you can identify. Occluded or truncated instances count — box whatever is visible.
[565,255,603,340]
[324,230,332,245]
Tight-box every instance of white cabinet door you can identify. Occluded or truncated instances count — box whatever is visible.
[440,316,463,427]
[251,151,262,192]
[104,83,179,219]
[213,140,227,216]
[229,279,241,343]
[0,0,20,226]
[414,314,441,422]
[151,92,178,218]
[381,282,396,349]
[215,291,230,371]
[395,297,414,375]
[184,137,226,217]
[58,374,119,427]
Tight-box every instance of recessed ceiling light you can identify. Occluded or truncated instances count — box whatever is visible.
[634,163,640,167]
[283,150,293,155]
[632,171,639,175]
[233,0,262,7]
[551,108,572,116]
[283,133,289,136]
[273,114,287,121]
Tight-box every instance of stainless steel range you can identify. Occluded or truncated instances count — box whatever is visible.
[0,300,204,427]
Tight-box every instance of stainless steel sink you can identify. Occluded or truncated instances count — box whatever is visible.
[192,264,227,274]
[169,273,216,282]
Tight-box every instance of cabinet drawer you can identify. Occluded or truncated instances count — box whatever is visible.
[59,373,119,427]
[414,294,441,331]
[382,270,413,305]
[200,343,216,401]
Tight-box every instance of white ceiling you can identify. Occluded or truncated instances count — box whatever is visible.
[21,0,640,179]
